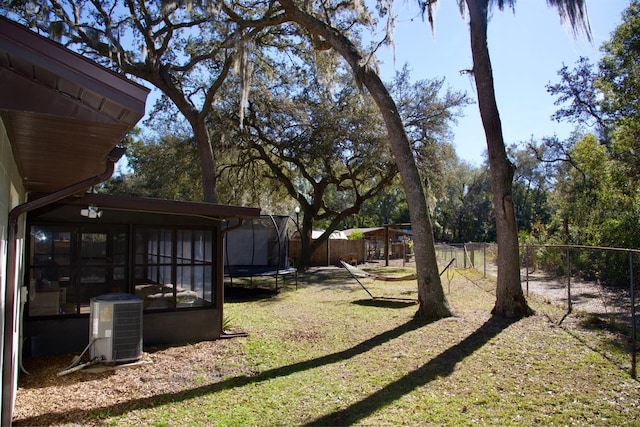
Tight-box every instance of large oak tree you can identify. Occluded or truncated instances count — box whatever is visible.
[225,0,453,318]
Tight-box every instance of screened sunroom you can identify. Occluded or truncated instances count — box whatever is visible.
[23,193,259,357]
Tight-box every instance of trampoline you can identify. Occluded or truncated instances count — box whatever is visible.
[223,215,298,291]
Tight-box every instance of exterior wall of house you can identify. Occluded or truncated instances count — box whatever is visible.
[0,118,27,421]
[24,309,222,356]
[0,118,26,295]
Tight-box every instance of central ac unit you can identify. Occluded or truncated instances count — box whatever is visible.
[90,293,143,363]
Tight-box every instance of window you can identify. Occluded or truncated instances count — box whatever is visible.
[177,230,213,305]
[78,230,128,312]
[27,224,216,317]
[133,227,214,310]
[28,227,72,316]
[27,225,127,316]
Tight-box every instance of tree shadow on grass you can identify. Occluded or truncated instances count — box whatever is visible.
[306,316,516,426]
[224,285,279,302]
[559,313,636,376]
[16,316,518,426]
[353,298,417,309]
[14,316,437,426]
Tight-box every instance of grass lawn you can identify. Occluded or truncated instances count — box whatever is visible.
[108,266,640,426]
[20,266,639,426]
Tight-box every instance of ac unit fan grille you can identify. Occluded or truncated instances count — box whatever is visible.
[112,302,143,361]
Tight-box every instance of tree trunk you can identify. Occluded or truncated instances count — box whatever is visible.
[192,119,218,203]
[279,0,451,319]
[466,0,533,318]
[299,213,313,269]
[148,66,220,204]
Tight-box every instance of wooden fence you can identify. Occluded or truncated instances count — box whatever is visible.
[288,239,365,266]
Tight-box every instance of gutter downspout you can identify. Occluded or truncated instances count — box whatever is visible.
[2,147,125,426]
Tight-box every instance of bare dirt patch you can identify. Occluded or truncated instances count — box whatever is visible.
[14,339,251,426]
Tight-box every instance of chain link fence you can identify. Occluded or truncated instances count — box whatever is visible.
[435,242,497,276]
[435,242,639,379]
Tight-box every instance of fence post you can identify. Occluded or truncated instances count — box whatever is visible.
[567,246,572,313]
[630,251,637,379]
[463,244,468,269]
[384,225,389,267]
[483,243,487,278]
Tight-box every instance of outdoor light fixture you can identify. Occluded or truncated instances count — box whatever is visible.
[80,205,102,219]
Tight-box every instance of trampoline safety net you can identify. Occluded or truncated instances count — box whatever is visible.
[223,215,295,278]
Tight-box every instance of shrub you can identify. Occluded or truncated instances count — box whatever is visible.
[347,230,364,240]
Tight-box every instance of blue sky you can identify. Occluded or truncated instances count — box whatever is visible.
[374,0,630,166]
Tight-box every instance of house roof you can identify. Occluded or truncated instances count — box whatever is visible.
[312,230,348,240]
[0,16,150,194]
